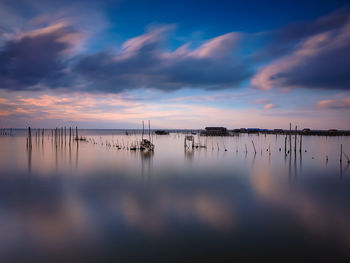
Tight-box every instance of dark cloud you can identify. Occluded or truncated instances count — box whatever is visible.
[2,7,350,94]
[74,27,250,93]
[0,23,250,93]
[0,23,78,90]
[252,10,350,91]
[252,8,350,61]
[276,8,349,43]
[280,41,350,89]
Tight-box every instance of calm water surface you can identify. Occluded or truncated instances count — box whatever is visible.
[0,130,350,262]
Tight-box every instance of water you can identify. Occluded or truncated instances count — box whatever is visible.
[0,130,350,262]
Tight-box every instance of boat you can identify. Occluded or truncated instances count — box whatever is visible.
[140,120,155,151]
[140,139,154,151]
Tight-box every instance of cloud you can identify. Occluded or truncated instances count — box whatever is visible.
[74,26,249,93]
[252,98,269,104]
[166,93,236,103]
[1,5,350,98]
[317,97,350,109]
[252,8,350,61]
[264,103,277,109]
[251,12,350,91]
[0,21,85,90]
[1,90,349,129]
[0,20,248,94]
[252,99,278,110]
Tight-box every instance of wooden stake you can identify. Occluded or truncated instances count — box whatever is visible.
[251,140,257,154]
[284,136,287,155]
[343,151,350,163]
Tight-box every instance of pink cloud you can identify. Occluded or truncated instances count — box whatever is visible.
[264,103,277,109]
[190,32,240,58]
[163,32,240,60]
[317,97,350,109]
[121,25,176,59]
[1,91,349,129]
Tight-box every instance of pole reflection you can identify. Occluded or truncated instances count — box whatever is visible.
[27,144,32,174]
[141,151,154,181]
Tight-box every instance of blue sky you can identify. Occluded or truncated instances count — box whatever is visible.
[0,0,350,129]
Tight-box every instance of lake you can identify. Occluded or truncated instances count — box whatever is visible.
[0,129,350,262]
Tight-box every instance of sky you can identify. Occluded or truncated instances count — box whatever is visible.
[0,0,350,129]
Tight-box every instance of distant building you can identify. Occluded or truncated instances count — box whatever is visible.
[155,130,169,135]
[247,128,260,133]
[302,128,311,134]
[273,129,284,133]
[328,129,338,133]
[203,127,228,136]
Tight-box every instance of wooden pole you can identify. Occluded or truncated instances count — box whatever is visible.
[284,136,287,155]
[299,133,302,153]
[76,126,78,141]
[251,140,257,154]
[294,126,297,154]
[343,151,350,163]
